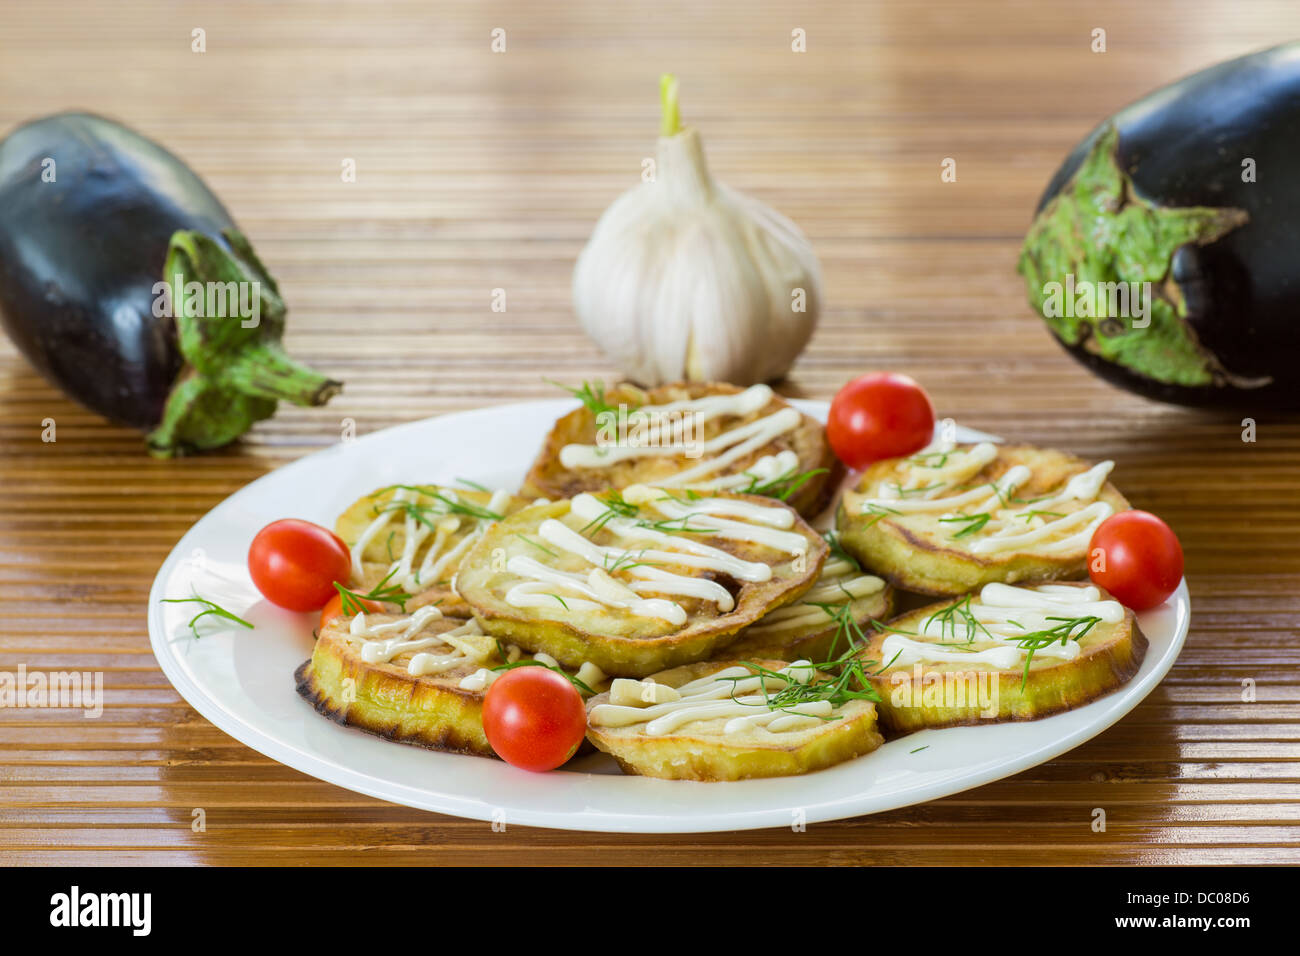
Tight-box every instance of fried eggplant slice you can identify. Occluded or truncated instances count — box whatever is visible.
[295,606,608,758]
[335,483,526,616]
[725,555,893,663]
[860,581,1147,734]
[522,382,842,519]
[457,485,828,677]
[837,441,1130,596]
[585,658,884,780]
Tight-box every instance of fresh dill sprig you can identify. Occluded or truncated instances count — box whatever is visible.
[906,450,951,469]
[653,488,703,503]
[545,379,635,418]
[603,548,661,574]
[332,566,414,614]
[874,646,905,673]
[887,481,947,498]
[429,492,503,522]
[738,466,828,502]
[859,502,902,528]
[921,594,994,644]
[375,488,504,524]
[489,659,596,696]
[578,492,638,535]
[976,480,1050,509]
[1017,509,1065,523]
[873,601,1105,691]
[1012,615,1102,689]
[724,657,883,717]
[865,615,915,638]
[456,477,490,492]
[635,515,716,535]
[982,481,1012,509]
[805,594,871,660]
[514,533,558,557]
[162,595,254,640]
[1009,492,1052,506]
[823,529,862,571]
[545,593,570,610]
[939,511,992,538]
[717,636,891,727]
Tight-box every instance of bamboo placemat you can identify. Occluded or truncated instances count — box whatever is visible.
[0,0,1296,864]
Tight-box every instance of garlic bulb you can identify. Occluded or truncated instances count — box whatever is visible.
[573,75,823,386]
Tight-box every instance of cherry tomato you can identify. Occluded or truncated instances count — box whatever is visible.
[827,372,935,470]
[482,667,586,772]
[318,591,382,630]
[248,519,351,612]
[1088,510,1184,611]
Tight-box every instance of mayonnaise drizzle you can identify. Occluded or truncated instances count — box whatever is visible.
[349,606,496,677]
[504,555,688,624]
[657,409,804,485]
[566,494,779,581]
[349,486,511,591]
[458,657,607,693]
[344,606,604,692]
[588,661,841,737]
[556,384,803,487]
[503,485,811,622]
[687,450,800,492]
[880,583,1124,670]
[537,518,736,609]
[856,445,1117,557]
[457,668,499,692]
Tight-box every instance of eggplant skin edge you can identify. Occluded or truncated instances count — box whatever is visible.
[1018,43,1300,410]
[0,111,340,454]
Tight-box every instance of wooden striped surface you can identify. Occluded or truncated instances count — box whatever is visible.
[1,0,1297,865]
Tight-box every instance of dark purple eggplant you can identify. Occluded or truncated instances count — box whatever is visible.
[0,112,340,455]
[1018,43,1300,409]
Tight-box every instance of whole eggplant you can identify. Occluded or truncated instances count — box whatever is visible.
[0,112,340,455]
[1018,43,1300,409]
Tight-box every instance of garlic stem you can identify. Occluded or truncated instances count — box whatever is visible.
[660,73,681,137]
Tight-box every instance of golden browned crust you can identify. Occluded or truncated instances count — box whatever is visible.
[521,382,843,519]
[584,659,884,780]
[836,444,1131,596]
[457,492,829,678]
[859,584,1148,734]
[295,617,496,758]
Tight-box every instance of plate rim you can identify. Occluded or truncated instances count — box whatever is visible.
[146,400,1190,833]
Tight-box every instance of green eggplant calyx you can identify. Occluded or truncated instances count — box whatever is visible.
[1017,124,1249,388]
[146,229,341,457]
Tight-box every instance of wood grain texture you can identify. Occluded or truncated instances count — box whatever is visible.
[1,0,1298,865]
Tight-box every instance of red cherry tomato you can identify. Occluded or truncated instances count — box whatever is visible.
[482,667,586,772]
[318,591,382,630]
[827,372,936,470]
[1088,510,1184,611]
[248,519,351,612]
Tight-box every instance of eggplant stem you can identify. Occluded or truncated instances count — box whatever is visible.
[145,228,340,456]
[226,345,342,406]
[660,74,681,137]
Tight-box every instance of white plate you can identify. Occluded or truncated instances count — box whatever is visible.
[147,400,1189,833]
